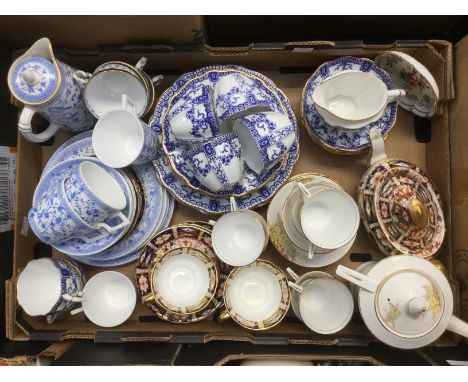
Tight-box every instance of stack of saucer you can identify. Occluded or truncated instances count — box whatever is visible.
[267,173,359,268]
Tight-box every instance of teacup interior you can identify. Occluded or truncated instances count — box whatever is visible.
[81,271,136,327]
[300,189,359,249]
[227,266,282,321]
[213,212,265,266]
[317,71,388,121]
[92,110,144,168]
[299,278,353,334]
[86,71,147,118]
[154,254,211,308]
[79,161,127,210]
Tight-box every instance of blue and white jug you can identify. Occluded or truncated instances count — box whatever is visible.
[7,37,95,143]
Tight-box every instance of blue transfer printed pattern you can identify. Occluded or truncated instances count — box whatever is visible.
[302,56,397,153]
[33,158,133,257]
[133,121,159,165]
[150,65,299,214]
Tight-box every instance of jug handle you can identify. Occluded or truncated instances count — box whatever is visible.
[387,89,406,103]
[369,127,388,166]
[73,70,92,84]
[18,106,61,143]
[447,315,468,338]
[335,265,379,293]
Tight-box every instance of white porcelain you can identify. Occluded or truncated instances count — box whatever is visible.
[298,184,359,250]
[336,255,468,349]
[233,111,296,175]
[286,267,333,321]
[312,70,405,129]
[71,271,136,327]
[289,277,354,334]
[213,73,272,131]
[211,198,267,266]
[64,161,129,230]
[185,132,244,192]
[169,86,218,142]
[349,261,377,302]
[93,95,158,168]
[17,258,84,323]
[8,38,94,143]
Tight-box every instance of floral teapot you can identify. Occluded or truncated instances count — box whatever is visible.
[7,37,95,143]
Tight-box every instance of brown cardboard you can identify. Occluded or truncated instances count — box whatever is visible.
[6,39,461,346]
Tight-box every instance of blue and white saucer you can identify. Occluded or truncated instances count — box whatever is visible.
[301,56,398,154]
[151,65,299,214]
[33,158,135,257]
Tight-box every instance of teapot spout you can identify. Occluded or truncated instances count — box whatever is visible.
[447,315,468,339]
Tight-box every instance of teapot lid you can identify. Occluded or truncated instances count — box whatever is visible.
[374,166,445,258]
[375,269,444,338]
[9,56,58,104]
[375,51,439,118]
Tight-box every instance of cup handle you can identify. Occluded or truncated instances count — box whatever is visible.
[73,70,92,84]
[286,267,300,281]
[288,280,303,293]
[387,89,406,103]
[135,56,148,71]
[151,75,164,86]
[229,196,239,212]
[70,306,84,315]
[94,212,130,233]
[308,242,315,260]
[335,265,379,293]
[46,312,59,324]
[63,293,84,303]
[121,94,138,115]
[208,220,216,226]
[18,106,61,143]
[297,182,312,200]
[217,309,231,323]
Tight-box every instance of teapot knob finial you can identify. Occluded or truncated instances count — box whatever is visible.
[408,297,429,317]
[21,69,40,86]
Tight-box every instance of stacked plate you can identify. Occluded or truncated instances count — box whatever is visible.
[35,131,174,266]
[136,223,230,323]
[267,173,358,268]
[150,65,300,214]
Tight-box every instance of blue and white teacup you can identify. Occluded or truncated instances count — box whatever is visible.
[64,161,129,230]
[16,258,85,323]
[185,132,244,192]
[169,86,218,142]
[233,111,296,175]
[93,95,158,168]
[29,178,119,245]
[213,73,272,131]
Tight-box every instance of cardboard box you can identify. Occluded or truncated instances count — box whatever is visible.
[4,17,467,347]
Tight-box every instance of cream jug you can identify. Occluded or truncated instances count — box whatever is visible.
[7,37,95,143]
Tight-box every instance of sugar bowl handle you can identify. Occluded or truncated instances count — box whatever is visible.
[73,70,92,84]
[369,128,388,165]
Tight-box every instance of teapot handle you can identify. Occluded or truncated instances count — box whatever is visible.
[18,106,61,143]
[447,315,468,339]
[336,265,379,293]
[369,127,388,166]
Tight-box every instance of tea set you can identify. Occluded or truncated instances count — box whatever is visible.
[10,38,468,348]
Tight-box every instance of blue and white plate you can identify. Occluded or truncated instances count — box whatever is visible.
[33,158,135,257]
[45,130,94,171]
[301,56,398,154]
[43,137,94,175]
[151,65,299,214]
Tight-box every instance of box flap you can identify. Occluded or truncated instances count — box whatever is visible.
[450,35,468,325]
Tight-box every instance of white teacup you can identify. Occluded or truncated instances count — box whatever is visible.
[289,277,354,334]
[220,260,290,331]
[71,271,136,327]
[298,184,360,250]
[93,95,158,168]
[211,198,268,267]
[312,70,406,129]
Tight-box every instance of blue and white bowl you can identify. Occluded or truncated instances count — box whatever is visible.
[185,132,244,192]
[233,111,296,175]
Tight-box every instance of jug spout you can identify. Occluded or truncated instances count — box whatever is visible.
[21,37,56,62]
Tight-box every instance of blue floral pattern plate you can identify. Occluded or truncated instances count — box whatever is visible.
[159,66,292,197]
[151,65,299,214]
[301,56,398,154]
[33,158,135,257]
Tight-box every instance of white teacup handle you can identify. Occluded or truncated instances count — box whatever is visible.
[286,267,300,281]
[308,242,315,260]
[387,89,406,103]
[369,127,388,165]
[288,280,304,294]
[121,94,138,116]
[71,306,84,315]
[208,220,216,226]
[135,57,148,71]
[335,265,379,293]
[230,196,239,212]
[73,70,92,84]
[62,293,84,303]
[151,75,164,86]
[297,182,312,200]
[18,106,61,143]
[94,212,130,233]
